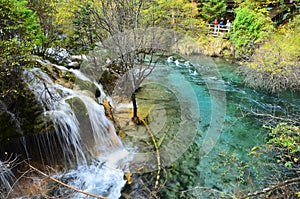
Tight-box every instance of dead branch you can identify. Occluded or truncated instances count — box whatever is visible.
[28,164,110,199]
[240,176,300,198]
[250,110,300,125]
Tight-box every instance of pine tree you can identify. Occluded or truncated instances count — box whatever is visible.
[200,0,227,21]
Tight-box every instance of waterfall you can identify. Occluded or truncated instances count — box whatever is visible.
[12,63,128,198]
[53,63,123,154]
[24,65,124,164]
[24,68,87,165]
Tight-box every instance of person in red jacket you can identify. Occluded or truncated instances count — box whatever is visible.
[213,18,218,35]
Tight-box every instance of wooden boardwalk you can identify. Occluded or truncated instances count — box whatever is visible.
[207,24,231,37]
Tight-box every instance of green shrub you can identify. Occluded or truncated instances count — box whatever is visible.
[266,123,300,167]
[230,1,273,58]
[241,14,300,93]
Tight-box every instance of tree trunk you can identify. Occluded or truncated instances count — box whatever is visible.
[131,93,139,123]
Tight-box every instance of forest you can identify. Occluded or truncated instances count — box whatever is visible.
[0,0,300,198]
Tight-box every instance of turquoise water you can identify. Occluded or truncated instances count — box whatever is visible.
[3,55,298,198]
[127,55,300,198]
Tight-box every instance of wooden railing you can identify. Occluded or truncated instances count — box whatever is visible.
[207,24,231,37]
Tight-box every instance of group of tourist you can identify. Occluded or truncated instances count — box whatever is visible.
[212,17,231,34]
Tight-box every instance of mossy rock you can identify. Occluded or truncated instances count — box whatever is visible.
[36,60,77,89]
[0,111,19,143]
[62,71,76,82]
[38,62,63,81]
[74,78,98,96]
[66,97,94,147]
[34,113,55,135]
[99,70,118,95]
[66,97,88,118]
[0,86,43,144]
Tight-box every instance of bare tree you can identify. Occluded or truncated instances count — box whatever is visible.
[94,0,151,122]
[80,0,184,122]
[100,27,177,122]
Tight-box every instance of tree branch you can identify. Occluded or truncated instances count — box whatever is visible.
[28,164,110,199]
[250,110,300,125]
[240,176,300,198]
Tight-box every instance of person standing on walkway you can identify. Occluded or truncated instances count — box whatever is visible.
[219,17,225,28]
[214,18,218,35]
[226,19,231,32]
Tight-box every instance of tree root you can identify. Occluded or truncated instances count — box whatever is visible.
[141,119,161,189]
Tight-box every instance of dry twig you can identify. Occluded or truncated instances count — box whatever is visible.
[240,176,300,198]
[250,110,300,125]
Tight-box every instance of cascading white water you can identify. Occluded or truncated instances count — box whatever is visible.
[24,68,87,165]
[52,63,124,153]
[21,63,127,198]
[54,162,126,199]
[24,66,125,161]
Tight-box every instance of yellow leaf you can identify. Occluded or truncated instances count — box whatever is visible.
[125,172,133,185]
